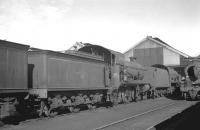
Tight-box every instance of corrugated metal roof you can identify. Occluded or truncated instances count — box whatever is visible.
[152,37,172,47]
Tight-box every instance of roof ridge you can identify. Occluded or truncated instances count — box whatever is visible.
[148,37,190,57]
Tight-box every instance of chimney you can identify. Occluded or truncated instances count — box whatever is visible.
[129,57,136,62]
[147,36,152,38]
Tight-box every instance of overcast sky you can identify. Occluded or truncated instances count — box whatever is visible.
[0,0,200,56]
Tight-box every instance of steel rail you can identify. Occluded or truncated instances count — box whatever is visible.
[92,102,177,130]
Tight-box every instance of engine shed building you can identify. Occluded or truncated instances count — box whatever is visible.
[124,36,191,76]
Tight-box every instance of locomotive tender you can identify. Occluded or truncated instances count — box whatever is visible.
[28,49,109,115]
[0,40,29,119]
[0,40,179,121]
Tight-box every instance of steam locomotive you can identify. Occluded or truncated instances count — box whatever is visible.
[180,58,200,99]
[0,40,180,121]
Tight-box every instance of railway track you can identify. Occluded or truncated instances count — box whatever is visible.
[1,98,196,130]
[92,102,191,130]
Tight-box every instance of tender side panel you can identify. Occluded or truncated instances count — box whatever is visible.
[28,54,47,89]
[0,47,7,89]
[47,56,106,89]
[7,48,27,89]
[0,47,27,90]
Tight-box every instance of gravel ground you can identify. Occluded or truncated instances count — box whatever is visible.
[0,97,197,130]
[99,100,196,130]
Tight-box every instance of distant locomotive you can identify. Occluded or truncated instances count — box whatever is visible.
[0,41,180,122]
[180,59,200,99]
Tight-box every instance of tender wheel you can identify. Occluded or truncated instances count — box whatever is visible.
[87,104,93,110]
[39,101,49,117]
[68,106,74,112]
[183,92,187,100]
[0,121,4,127]
[189,90,197,100]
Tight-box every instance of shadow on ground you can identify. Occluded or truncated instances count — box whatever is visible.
[154,101,200,130]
